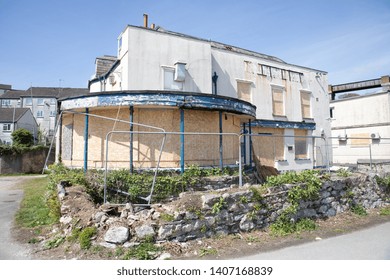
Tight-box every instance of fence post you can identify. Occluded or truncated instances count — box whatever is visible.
[180,108,185,174]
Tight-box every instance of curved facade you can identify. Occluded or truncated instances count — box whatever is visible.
[58,91,256,170]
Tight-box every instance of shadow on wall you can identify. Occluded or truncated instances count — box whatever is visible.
[212,57,237,98]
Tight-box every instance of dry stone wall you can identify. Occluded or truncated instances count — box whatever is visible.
[59,172,389,246]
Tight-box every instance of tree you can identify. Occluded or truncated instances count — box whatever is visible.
[11,128,34,147]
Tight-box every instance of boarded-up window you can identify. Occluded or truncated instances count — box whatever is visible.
[237,81,251,103]
[301,91,311,119]
[295,129,308,159]
[62,124,73,160]
[351,133,370,147]
[252,127,284,166]
[272,87,284,116]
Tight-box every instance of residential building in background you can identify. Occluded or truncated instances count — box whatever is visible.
[0,87,88,143]
[59,19,330,172]
[0,108,38,145]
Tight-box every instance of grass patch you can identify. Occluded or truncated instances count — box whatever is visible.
[15,176,60,228]
[351,204,367,216]
[270,218,317,237]
[122,242,161,260]
[199,247,218,257]
[379,207,390,216]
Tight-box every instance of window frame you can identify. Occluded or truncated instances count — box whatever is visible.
[300,90,312,119]
[271,85,286,117]
[294,129,309,160]
[2,123,12,132]
[236,79,252,103]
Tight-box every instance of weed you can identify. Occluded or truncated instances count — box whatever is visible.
[212,197,226,214]
[160,213,175,222]
[246,236,261,243]
[199,247,218,257]
[270,218,316,236]
[79,227,97,250]
[376,176,390,193]
[379,207,390,216]
[122,242,160,260]
[239,196,248,204]
[336,168,351,177]
[44,236,65,250]
[28,238,39,244]
[351,204,367,216]
[115,247,125,257]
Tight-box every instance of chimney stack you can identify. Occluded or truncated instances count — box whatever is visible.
[143,14,148,28]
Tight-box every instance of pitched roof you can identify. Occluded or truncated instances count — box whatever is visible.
[0,108,31,122]
[0,90,25,99]
[0,87,89,99]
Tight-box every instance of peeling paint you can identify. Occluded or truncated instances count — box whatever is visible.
[249,119,316,130]
[60,91,256,117]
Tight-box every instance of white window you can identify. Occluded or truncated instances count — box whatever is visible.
[25,98,32,106]
[1,100,11,107]
[37,98,44,105]
[50,110,56,117]
[3,123,11,132]
[37,111,44,118]
[50,98,56,105]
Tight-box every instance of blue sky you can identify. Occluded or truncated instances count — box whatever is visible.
[0,0,389,90]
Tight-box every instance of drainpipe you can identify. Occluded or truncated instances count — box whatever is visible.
[84,108,89,172]
[129,106,134,173]
[219,111,223,170]
[180,108,185,174]
[243,123,247,165]
[248,119,252,167]
[212,72,218,95]
[213,72,223,170]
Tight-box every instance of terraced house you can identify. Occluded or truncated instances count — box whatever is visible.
[58,18,331,172]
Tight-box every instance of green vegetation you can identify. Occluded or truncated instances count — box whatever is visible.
[16,176,60,227]
[379,207,390,216]
[211,197,226,214]
[375,176,390,193]
[122,241,161,260]
[199,247,218,257]
[336,168,351,177]
[79,227,97,249]
[44,236,65,249]
[11,128,34,147]
[350,204,367,216]
[265,170,322,236]
[270,217,317,236]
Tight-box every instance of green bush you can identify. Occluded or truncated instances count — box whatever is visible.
[79,227,97,249]
[11,128,34,147]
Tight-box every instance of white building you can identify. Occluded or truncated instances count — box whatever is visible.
[330,76,390,165]
[0,108,38,145]
[63,21,330,172]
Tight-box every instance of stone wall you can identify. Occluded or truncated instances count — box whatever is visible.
[59,172,389,246]
[0,148,54,174]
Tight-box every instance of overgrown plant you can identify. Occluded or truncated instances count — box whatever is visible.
[79,227,97,250]
[265,170,322,236]
[212,197,226,214]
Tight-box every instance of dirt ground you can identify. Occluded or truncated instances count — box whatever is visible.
[13,185,390,260]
